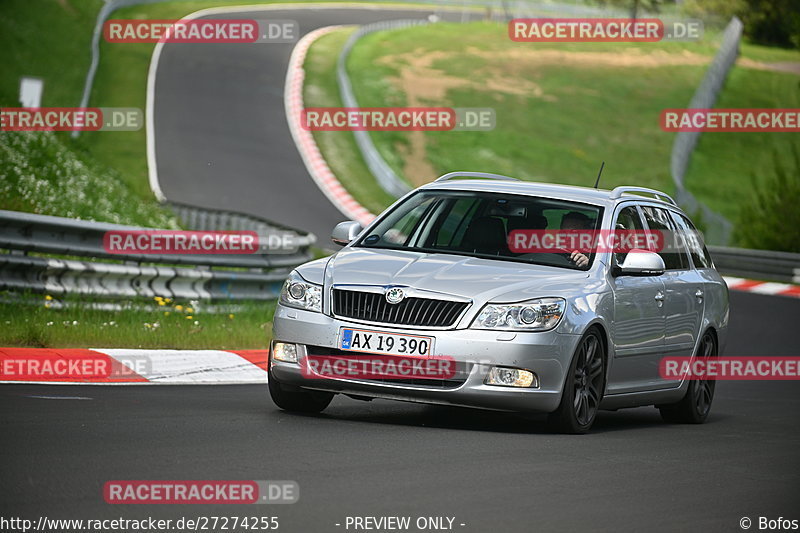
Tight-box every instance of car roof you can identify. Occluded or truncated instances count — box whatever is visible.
[420,178,679,209]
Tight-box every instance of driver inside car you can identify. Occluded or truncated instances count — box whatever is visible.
[560,211,592,267]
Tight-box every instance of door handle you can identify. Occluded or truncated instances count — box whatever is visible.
[654,291,664,302]
[695,289,704,300]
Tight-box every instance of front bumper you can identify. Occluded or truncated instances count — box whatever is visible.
[271,304,582,414]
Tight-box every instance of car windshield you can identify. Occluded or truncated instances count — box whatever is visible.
[355,190,604,270]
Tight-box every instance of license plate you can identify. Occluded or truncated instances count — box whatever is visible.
[339,328,434,357]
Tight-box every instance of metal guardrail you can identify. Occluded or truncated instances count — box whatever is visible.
[0,210,314,301]
[708,246,800,284]
[167,201,318,239]
[2,211,795,303]
[336,19,427,199]
[73,0,171,138]
[669,17,743,246]
[0,254,288,301]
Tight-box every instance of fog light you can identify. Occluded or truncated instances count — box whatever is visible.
[485,367,538,388]
[273,342,298,363]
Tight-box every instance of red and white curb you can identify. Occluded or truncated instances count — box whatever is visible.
[0,348,269,385]
[724,276,800,298]
[284,26,376,227]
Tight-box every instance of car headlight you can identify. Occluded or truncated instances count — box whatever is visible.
[471,297,565,331]
[279,271,322,312]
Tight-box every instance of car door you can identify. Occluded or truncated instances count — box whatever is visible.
[640,205,704,360]
[669,211,712,352]
[607,204,667,394]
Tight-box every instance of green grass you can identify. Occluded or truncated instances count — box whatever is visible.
[0,0,441,211]
[683,67,800,218]
[0,0,179,226]
[0,131,180,226]
[308,21,800,244]
[0,0,103,108]
[303,28,399,214]
[0,294,274,349]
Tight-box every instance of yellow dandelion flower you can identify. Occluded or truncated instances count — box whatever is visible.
[228,314,235,320]
[186,307,194,314]
[186,315,193,320]
[45,295,53,301]
[175,305,184,311]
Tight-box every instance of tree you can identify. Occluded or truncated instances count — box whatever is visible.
[739,0,800,48]
[683,0,800,48]
[681,0,746,23]
[734,145,800,253]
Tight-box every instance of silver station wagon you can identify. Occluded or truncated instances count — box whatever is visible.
[269,172,729,433]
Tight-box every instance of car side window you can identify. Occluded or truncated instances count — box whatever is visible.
[640,206,690,270]
[380,196,438,246]
[431,197,480,248]
[671,213,713,269]
[613,205,645,265]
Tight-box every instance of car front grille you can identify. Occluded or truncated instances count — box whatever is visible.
[331,288,469,328]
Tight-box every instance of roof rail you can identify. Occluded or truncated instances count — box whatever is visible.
[434,171,521,183]
[610,186,677,206]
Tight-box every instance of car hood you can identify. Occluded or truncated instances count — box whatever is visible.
[318,248,591,303]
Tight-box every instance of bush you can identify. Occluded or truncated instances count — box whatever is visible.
[0,132,180,228]
[682,0,800,48]
[734,145,800,252]
[739,0,800,49]
[681,0,747,28]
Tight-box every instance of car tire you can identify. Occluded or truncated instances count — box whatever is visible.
[549,328,606,434]
[268,367,334,413]
[658,331,716,424]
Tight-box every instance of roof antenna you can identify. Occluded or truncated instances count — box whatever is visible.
[593,161,605,189]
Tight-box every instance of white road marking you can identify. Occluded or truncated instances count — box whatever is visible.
[24,395,93,400]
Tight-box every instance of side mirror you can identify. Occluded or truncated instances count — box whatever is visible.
[615,250,665,276]
[331,221,363,247]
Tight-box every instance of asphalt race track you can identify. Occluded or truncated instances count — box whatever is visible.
[152,7,477,242]
[1,6,798,533]
[1,291,799,532]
